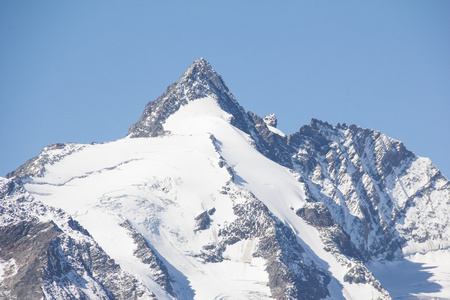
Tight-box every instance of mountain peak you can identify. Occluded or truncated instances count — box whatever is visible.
[178,58,229,96]
[186,57,212,74]
[181,58,213,81]
[127,58,251,138]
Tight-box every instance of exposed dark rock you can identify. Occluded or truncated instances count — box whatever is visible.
[296,202,335,228]
[248,111,293,168]
[67,218,91,237]
[120,221,174,296]
[194,211,212,232]
[0,221,61,300]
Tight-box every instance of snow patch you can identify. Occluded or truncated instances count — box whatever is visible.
[267,125,286,137]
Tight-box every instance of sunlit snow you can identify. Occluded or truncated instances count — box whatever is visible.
[22,96,448,299]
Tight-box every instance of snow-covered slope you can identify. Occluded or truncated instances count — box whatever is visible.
[2,58,449,299]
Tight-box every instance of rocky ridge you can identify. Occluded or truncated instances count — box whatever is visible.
[288,119,450,260]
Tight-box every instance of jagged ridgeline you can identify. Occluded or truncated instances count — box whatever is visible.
[2,58,449,299]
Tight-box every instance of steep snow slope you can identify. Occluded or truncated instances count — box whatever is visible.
[21,97,388,299]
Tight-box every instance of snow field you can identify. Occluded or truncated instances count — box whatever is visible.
[23,96,448,299]
[25,99,272,298]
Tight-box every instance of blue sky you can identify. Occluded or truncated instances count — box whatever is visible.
[1,1,449,178]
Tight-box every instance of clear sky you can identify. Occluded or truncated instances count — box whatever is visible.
[1,1,449,178]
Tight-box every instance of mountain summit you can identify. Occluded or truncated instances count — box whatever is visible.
[179,57,227,93]
[2,59,450,299]
[128,58,251,138]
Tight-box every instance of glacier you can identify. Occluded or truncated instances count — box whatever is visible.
[1,58,449,299]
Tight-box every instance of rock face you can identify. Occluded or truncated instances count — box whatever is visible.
[120,220,174,296]
[0,221,61,300]
[0,178,157,300]
[248,111,293,168]
[2,58,449,299]
[288,119,450,260]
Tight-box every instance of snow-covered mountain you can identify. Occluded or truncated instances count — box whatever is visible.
[2,58,449,299]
